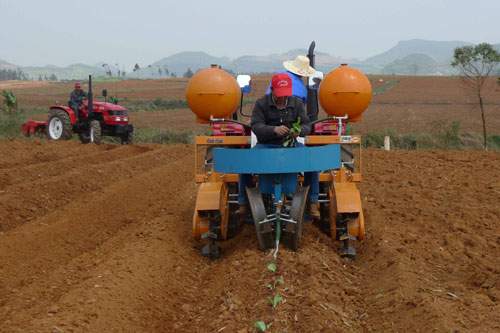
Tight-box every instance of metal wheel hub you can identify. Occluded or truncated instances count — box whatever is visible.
[48,118,63,139]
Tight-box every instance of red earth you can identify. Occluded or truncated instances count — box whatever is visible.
[0,140,499,332]
[1,75,500,332]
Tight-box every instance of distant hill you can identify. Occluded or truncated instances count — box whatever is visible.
[2,39,500,79]
[0,59,17,70]
[382,53,439,75]
[364,39,472,66]
[128,50,357,78]
[128,52,231,79]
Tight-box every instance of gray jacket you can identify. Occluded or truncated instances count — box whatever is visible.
[70,90,88,106]
[251,94,311,145]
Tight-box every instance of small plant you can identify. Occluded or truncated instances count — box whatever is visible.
[267,279,284,290]
[283,117,301,147]
[267,263,277,272]
[268,293,283,309]
[109,95,118,104]
[254,321,272,332]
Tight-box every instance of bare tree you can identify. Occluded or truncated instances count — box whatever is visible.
[102,63,112,77]
[451,43,500,150]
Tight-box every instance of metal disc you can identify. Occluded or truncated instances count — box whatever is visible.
[282,186,309,251]
[246,186,273,250]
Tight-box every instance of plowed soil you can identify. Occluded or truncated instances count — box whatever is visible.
[1,139,499,332]
[16,75,500,136]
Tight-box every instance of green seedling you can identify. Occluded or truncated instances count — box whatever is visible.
[267,263,277,272]
[268,293,283,309]
[267,279,284,290]
[283,117,301,147]
[254,321,272,331]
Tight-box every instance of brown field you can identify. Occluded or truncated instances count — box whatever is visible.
[0,140,499,332]
[1,76,500,332]
[15,75,500,136]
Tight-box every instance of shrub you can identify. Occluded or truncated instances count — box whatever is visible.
[0,115,26,140]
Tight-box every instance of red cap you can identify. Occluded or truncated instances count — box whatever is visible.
[75,82,81,88]
[271,73,292,97]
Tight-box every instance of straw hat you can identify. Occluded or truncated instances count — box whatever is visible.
[283,55,316,77]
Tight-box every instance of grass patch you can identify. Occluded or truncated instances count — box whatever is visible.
[361,121,499,151]
[488,135,500,149]
[91,77,124,83]
[18,107,49,115]
[0,115,26,140]
[120,98,188,112]
[133,128,198,145]
[373,80,401,95]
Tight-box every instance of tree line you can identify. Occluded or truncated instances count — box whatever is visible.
[0,68,29,81]
[0,68,60,81]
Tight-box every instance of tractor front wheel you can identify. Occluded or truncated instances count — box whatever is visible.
[46,110,73,140]
[89,120,102,145]
[121,132,134,145]
[78,130,91,144]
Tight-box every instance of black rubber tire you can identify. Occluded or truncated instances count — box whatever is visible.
[46,109,73,140]
[78,130,91,144]
[89,120,102,145]
[121,132,134,145]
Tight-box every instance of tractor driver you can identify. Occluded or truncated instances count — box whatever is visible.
[238,73,320,219]
[69,82,88,122]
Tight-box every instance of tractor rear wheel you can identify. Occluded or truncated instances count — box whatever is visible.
[89,120,102,145]
[46,110,73,140]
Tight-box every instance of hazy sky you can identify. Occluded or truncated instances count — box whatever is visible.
[1,0,499,70]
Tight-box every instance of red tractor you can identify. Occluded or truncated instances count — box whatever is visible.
[22,75,134,145]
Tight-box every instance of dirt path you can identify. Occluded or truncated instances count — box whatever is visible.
[0,140,499,332]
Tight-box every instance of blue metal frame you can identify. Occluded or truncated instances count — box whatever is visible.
[213,144,341,174]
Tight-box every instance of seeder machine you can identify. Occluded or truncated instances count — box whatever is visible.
[188,56,371,260]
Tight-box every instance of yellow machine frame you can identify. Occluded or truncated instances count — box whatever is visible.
[193,135,365,244]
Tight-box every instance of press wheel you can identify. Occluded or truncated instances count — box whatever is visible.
[282,186,309,251]
[247,186,273,250]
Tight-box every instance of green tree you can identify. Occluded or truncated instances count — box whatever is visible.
[1,90,18,118]
[183,68,194,78]
[451,43,500,150]
[133,63,140,72]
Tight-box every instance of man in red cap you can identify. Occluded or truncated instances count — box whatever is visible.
[69,82,88,122]
[251,73,310,145]
[238,73,315,215]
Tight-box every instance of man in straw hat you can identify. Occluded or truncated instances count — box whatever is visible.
[238,73,320,219]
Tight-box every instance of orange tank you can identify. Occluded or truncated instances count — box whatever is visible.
[318,64,372,122]
[186,67,241,123]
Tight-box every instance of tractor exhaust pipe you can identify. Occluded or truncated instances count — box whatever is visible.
[306,41,319,122]
[88,75,94,117]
